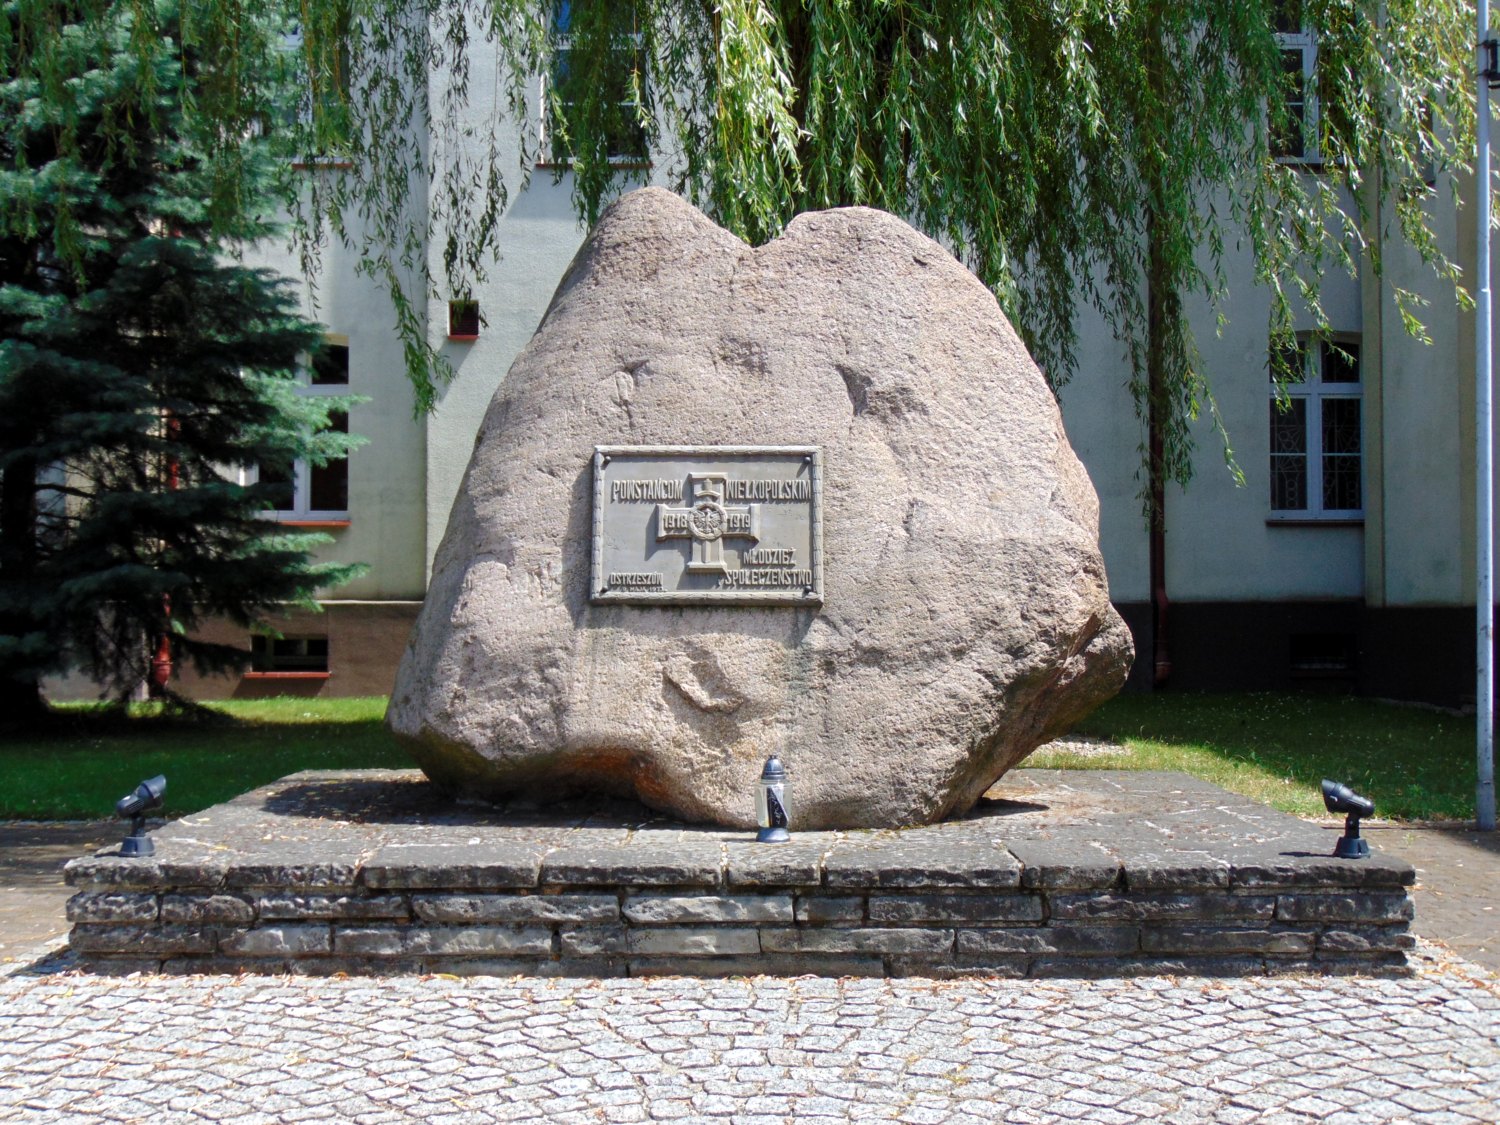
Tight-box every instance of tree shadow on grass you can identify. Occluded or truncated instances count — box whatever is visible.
[2,707,405,820]
[6,697,245,741]
[1076,692,1478,823]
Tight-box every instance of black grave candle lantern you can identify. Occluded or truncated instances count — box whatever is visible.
[755,756,790,843]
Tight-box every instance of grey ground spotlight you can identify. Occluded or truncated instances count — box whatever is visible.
[1322,778,1374,859]
[755,756,790,843]
[116,775,166,857]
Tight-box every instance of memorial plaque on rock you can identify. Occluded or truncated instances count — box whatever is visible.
[591,445,823,605]
[389,187,1133,829]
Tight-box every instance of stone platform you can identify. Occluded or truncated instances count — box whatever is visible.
[63,770,1415,978]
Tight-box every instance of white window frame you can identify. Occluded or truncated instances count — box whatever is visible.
[1269,334,1363,522]
[253,335,351,523]
[1273,23,1319,164]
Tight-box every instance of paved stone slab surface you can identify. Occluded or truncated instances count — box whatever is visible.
[0,823,115,968]
[62,769,1417,892]
[1,944,1496,1123]
[1360,822,1500,972]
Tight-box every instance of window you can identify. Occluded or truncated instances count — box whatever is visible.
[282,8,354,167]
[36,462,68,551]
[250,635,330,675]
[1269,335,1362,519]
[257,337,351,523]
[541,0,648,164]
[448,299,480,339]
[1272,1,1317,162]
[1290,633,1356,679]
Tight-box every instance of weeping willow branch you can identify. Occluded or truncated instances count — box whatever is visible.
[4,0,1477,491]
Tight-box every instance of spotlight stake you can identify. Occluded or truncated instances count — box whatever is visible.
[1321,778,1373,860]
[115,775,167,858]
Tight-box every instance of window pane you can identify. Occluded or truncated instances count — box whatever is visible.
[1322,398,1362,510]
[251,635,329,672]
[1272,0,1302,34]
[1322,397,1361,454]
[1270,399,1308,510]
[312,343,349,385]
[256,461,295,510]
[1271,339,1306,384]
[1271,398,1306,453]
[550,50,646,160]
[1272,49,1307,159]
[606,89,648,160]
[308,411,349,512]
[1272,455,1307,510]
[1322,341,1360,383]
[285,6,353,147]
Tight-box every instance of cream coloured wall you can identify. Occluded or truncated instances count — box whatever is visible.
[417,19,675,574]
[1373,186,1469,609]
[245,228,430,600]
[423,180,597,579]
[1056,198,1367,606]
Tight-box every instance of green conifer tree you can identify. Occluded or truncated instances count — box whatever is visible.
[0,0,362,714]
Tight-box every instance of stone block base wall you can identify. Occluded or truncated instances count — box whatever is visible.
[65,770,1415,978]
[67,887,1414,978]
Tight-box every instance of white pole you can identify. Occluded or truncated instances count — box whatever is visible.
[1478,1,1496,831]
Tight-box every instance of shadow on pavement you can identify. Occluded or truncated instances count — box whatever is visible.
[1,822,116,966]
[1361,821,1500,973]
[1,822,117,888]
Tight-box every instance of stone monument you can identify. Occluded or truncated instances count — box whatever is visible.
[388,187,1133,828]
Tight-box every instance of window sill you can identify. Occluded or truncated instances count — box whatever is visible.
[243,671,332,680]
[1273,151,1348,170]
[447,334,480,343]
[1266,516,1364,527]
[292,159,354,172]
[534,159,652,171]
[272,519,352,529]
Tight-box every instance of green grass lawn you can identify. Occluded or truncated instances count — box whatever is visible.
[0,697,405,820]
[1031,691,1478,822]
[0,691,1481,823]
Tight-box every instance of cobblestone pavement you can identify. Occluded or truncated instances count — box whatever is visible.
[2,944,1497,1124]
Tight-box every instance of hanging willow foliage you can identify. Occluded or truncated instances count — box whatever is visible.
[2,0,1477,484]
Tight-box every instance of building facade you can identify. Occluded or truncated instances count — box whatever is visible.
[150,31,1489,709]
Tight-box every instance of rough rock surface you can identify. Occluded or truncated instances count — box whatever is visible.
[388,188,1133,828]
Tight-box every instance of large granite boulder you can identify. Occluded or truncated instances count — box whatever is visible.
[389,187,1133,829]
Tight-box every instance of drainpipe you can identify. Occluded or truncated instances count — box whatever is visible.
[1149,405,1170,688]
[1478,14,1496,830]
[1147,215,1172,688]
[149,413,180,696]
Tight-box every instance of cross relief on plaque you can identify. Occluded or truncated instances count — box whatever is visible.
[656,473,759,574]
